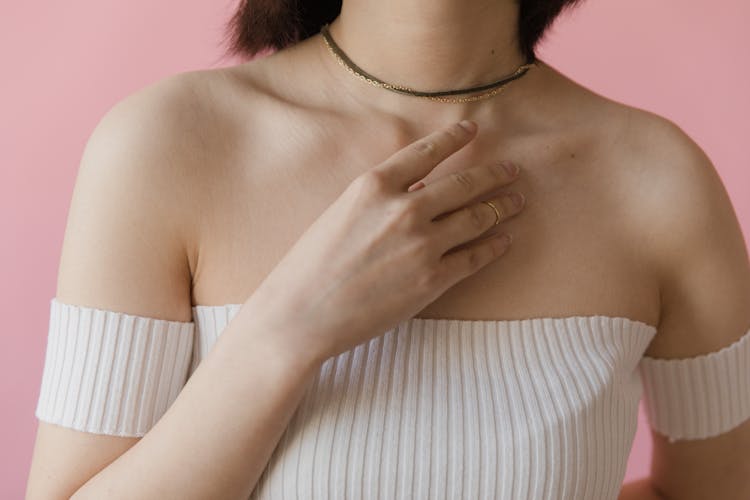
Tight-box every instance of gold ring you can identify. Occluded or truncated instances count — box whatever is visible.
[481,200,502,225]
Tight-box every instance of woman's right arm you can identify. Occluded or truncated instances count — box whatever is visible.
[27,74,525,499]
[67,302,326,500]
[26,74,329,499]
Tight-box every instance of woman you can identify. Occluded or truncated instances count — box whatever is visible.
[26,0,750,499]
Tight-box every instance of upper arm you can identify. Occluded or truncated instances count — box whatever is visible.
[55,73,199,320]
[26,73,203,499]
[631,112,750,499]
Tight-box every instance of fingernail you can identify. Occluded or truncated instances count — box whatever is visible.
[509,191,525,208]
[497,233,513,246]
[408,181,425,192]
[457,120,477,133]
[501,161,519,176]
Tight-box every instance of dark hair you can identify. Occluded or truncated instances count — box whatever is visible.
[219,0,584,63]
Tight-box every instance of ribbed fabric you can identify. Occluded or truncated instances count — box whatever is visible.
[638,327,750,443]
[193,305,659,500]
[34,298,750,499]
[35,298,194,437]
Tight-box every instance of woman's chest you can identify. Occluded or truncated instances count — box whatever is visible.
[186,307,656,500]
[188,115,660,327]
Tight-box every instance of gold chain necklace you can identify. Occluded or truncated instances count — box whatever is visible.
[319,23,537,104]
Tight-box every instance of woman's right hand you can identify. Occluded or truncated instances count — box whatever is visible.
[243,120,526,365]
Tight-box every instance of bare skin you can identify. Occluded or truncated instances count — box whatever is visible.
[26,2,750,498]
[188,34,660,330]
[182,25,750,499]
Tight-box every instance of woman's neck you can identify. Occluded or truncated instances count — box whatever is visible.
[314,0,543,123]
[335,0,525,91]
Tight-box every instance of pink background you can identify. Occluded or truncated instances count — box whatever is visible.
[2,0,748,497]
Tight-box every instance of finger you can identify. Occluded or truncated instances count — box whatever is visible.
[432,191,525,251]
[411,160,521,218]
[407,181,426,192]
[372,120,478,191]
[440,232,513,283]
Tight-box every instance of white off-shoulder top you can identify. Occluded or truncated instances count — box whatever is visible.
[35,298,750,500]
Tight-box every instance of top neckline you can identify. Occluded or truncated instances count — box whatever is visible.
[191,303,658,332]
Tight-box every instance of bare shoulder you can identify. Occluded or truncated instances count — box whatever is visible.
[84,69,221,195]
[612,105,746,277]
[551,63,750,353]
[79,70,223,246]
[612,106,722,213]
[547,69,743,286]
[609,103,750,355]
[599,100,750,500]
[94,64,263,220]
[55,69,236,317]
[100,68,236,163]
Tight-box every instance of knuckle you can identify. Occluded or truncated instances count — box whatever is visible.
[466,204,485,230]
[415,139,438,158]
[355,170,390,196]
[493,236,511,257]
[451,171,475,193]
[393,199,422,227]
[415,264,444,292]
[443,124,465,141]
[405,236,436,266]
[488,161,511,182]
[464,246,485,272]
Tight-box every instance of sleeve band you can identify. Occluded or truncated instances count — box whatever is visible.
[34,298,195,437]
[638,326,750,442]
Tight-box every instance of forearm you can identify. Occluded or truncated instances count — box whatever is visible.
[71,302,323,500]
[619,477,667,500]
